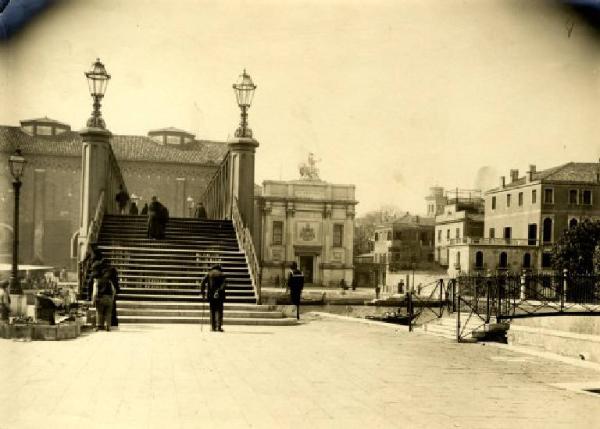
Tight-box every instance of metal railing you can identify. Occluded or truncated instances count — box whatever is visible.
[78,191,105,299]
[78,140,128,299]
[200,151,261,304]
[232,197,261,304]
[201,151,232,220]
[449,237,538,246]
[452,272,600,341]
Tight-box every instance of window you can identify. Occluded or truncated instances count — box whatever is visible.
[491,196,496,210]
[437,230,441,241]
[272,221,283,245]
[455,228,460,239]
[542,252,553,268]
[374,232,379,241]
[475,251,484,269]
[506,194,511,208]
[394,231,402,240]
[543,218,553,243]
[532,190,537,204]
[503,227,512,239]
[499,252,508,269]
[544,188,554,204]
[518,192,523,207]
[582,190,592,205]
[446,229,450,240]
[489,228,495,239]
[528,224,537,245]
[569,218,578,229]
[569,189,578,205]
[456,252,461,267]
[333,224,343,247]
[387,231,392,241]
[523,253,531,269]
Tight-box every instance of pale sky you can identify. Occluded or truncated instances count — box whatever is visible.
[1,0,599,215]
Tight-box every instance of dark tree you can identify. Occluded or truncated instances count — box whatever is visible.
[552,219,600,274]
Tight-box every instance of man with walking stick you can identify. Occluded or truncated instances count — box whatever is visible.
[201,264,227,332]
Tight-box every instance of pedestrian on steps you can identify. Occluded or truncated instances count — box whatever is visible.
[92,269,116,331]
[129,201,139,215]
[115,185,130,215]
[201,264,227,332]
[147,196,168,239]
[287,262,304,320]
[194,202,207,219]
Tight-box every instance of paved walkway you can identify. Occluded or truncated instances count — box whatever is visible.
[1,316,600,429]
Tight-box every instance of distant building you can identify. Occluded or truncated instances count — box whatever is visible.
[254,158,357,286]
[372,213,435,270]
[433,188,484,266]
[447,163,600,276]
[0,117,227,267]
[425,186,447,217]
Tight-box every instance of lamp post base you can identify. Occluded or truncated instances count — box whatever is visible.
[9,277,23,295]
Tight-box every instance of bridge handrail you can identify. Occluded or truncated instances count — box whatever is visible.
[200,151,232,220]
[78,190,105,299]
[231,196,261,304]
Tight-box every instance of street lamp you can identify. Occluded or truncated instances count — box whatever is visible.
[8,148,26,295]
[85,58,111,128]
[232,69,257,138]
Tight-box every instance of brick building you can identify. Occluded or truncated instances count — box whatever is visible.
[0,117,227,268]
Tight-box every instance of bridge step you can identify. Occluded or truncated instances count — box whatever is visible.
[83,215,297,326]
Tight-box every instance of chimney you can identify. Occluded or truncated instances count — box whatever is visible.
[500,176,506,188]
[527,164,536,182]
[510,169,519,183]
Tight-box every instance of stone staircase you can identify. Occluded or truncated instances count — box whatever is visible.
[96,215,296,325]
[417,313,508,342]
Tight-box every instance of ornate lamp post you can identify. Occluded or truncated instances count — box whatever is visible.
[232,69,257,138]
[8,149,26,294]
[85,58,111,128]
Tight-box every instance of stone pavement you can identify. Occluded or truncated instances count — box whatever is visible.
[1,315,600,429]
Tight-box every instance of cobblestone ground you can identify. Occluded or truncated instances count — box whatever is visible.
[1,316,600,429]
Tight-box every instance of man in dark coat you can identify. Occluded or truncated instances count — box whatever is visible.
[129,201,139,215]
[115,185,130,215]
[287,261,304,320]
[147,196,166,239]
[141,203,148,215]
[200,264,227,332]
[194,202,207,219]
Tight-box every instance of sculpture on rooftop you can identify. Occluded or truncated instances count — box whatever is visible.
[299,153,321,181]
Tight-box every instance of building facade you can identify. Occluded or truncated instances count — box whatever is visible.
[434,189,484,266]
[255,178,357,287]
[0,117,227,268]
[447,163,600,276]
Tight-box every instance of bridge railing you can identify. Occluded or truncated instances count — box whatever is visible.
[77,137,128,299]
[232,196,261,304]
[456,272,600,323]
[201,149,261,303]
[201,151,232,221]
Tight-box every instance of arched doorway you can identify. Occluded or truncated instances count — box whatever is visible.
[499,252,508,269]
